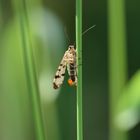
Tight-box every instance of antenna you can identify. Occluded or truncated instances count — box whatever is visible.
[82,25,96,36]
[64,26,71,43]
[64,24,96,45]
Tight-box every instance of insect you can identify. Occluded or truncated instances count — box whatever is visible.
[53,45,77,89]
[53,25,96,89]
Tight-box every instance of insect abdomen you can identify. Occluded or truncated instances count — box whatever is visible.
[70,63,76,81]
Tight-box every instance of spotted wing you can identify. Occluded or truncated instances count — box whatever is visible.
[53,58,67,89]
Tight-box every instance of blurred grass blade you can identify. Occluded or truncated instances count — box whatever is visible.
[0,2,3,30]
[116,70,140,131]
[108,0,127,139]
[76,0,83,140]
[13,0,45,140]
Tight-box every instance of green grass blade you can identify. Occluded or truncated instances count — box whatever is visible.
[76,0,83,140]
[13,0,45,140]
[108,0,127,139]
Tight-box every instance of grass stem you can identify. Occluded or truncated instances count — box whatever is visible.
[76,0,83,140]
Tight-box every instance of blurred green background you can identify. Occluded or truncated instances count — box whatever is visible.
[0,0,140,140]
